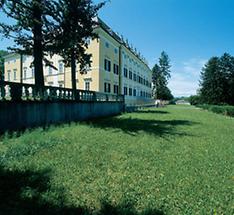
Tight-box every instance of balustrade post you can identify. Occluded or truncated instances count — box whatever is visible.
[74,90,80,101]
[10,83,22,101]
[93,92,97,101]
[0,83,6,101]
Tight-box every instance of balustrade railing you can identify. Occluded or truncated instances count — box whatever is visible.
[0,81,124,103]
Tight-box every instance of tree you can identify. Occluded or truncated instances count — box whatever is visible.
[199,54,234,105]
[0,0,57,87]
[200,57,225,104]
[159,51,171,82]
[219,53,234,105]
[152,51,173,100]
[189,95,202,105]
[0,50,8,80]
[157,85,173,101]
[51,0,104,92]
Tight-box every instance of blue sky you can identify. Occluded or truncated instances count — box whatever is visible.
[1,0,234,96]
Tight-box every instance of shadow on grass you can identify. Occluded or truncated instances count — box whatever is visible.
[133,110,169,115]
[88,116,196,137]
[0,165,164,215]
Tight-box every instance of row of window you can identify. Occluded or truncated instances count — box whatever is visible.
[104,41,147,69]
[104,59,151,88]
[48,61,64,75]
[104,82,151,98]
[104,59,119,75]
[124,87,151,98]
[104,82,119,94]
[9,63,64,81]
[105,42,118,55]
[124,67,151,87]
[7,69,18,81]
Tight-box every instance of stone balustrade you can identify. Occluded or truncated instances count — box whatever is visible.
[0,81,124,103]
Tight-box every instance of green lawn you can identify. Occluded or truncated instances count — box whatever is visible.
[0,105,233,215]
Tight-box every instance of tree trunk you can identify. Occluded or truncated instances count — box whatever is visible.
[32,0,44,87]
[71,50,77,98]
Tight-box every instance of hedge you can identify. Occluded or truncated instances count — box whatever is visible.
[197,104,234,117]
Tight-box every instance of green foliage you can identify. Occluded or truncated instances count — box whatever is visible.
[189,95,202,105]
[0,0,104,88]
[0,0,61,86]
[200,53,234,105]
[197,104,234,117]
[49,0,104,90]
[152,51,173,100]
[0,50,8,80]
[0,106,233,214]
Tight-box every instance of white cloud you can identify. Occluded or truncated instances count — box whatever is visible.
[168,58,207,97]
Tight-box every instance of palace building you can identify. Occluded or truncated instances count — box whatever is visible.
[4,18,152,106]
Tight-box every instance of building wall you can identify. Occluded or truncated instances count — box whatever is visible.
[4,25,152,106]
[4,54,21,82]
[98,28,120,94]
[67,32,101,92]
[121,44,152,106]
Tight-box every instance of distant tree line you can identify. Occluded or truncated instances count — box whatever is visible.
[190,53,234,106]
[152,51,174,101]
[0,0,104,90]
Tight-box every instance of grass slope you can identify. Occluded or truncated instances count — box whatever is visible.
[0,105,233,215]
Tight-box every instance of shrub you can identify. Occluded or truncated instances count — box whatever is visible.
[197,104,234,117]
[189,95,202,105]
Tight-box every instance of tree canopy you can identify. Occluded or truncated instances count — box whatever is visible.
[0,0,104,89]
[152,51,173,100]
[51,0,104,91]
[0,0,59,86]
[199,53,234,105]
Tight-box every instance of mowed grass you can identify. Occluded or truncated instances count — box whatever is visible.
[0,105,233,215]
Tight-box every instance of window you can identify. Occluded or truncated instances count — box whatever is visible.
[124,87,128,96]
[48,66,52,75]
[59,61,64,73]
[22,56,27,63]
[85,81,90,91]
[140,91,143,97]
[114,48,118,54]
[105,42,109,48]
[114,64,119,75]
[23,67,27,79]
[133,73,137,81]
[58,81,64,88]
[114,85,119,94]
[104,59,111,72]
[48,82,53,86]
[13,69,17,80]
[138,76,141,83]
[129,88,132,96]
[124,68,128,78]
[133,89,136,97]
[104,82,111,93]
[32,67,35,77]
[7,70,11,81]
[129,70,133,80]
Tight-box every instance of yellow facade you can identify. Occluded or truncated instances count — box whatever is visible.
[4,19,152,106]
[4,54,22,83]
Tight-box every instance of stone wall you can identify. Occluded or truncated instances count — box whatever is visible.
[0,101,125,132]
